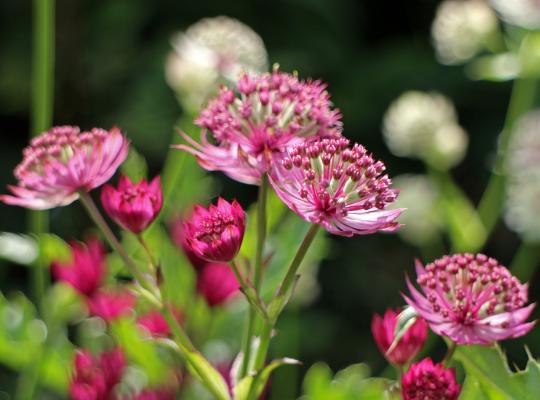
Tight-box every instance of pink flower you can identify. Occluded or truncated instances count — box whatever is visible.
[69,348,126,400]
[401,358,460,400]
[183,198,245,262]
[87,289,135,322]
[197,263,240,307]
[404,254,536,345]
[101,175,162,234]
[268,136,402,236]
[175,70,342,185]
[1,126,128,210]
[137,308,184,337]
[134,389,177,400]
[170,217,207,269]
[50,238,106,297]
[371,308,427,366]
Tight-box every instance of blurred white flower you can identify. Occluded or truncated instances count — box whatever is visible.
[489,0,540,29]
[393,175,443,246]
[165,16,268,112]
[505,110,540,241]
[432,0,498,65]
[382,91,468,169]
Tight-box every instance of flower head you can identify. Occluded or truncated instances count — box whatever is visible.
[197,263,240,307]
[1,126,128,210]
[371,308,427,366]
[165,16,268,111]
[170,217,207,269]
[401,358,460,400]
[489,0,540,29]
[382,91,468,170]
[432,0,498,65]
[176,69,342,185]
[137,308,184,337]
[404,254,536,345]
[51,238,106,298]
[183,198,245,262]
[87,289,135,322]
[268,136,402,236]
[69,348,126,400]
[101,175,163,234]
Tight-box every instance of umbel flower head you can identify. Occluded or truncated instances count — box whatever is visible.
[371,308,428,366]
[87,288,135,322]
[489,0,540,29]
[392,175,442,246]
[404,254,536,345]
[432,0,498,65]
[382,91,468,170]
[170,217,207,269]
[51,238,106,298]
[1,125,128,210]
[401,358,460,400]
[101,175,163,234]
[165,16,268,111]
[176,69,343,185]
[269,136,402,236]
[183,198,245,262]
[197,262,240,307]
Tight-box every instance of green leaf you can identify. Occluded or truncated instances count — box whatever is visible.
[120,146,148,181]
[39,234,71,266]
[185,351,232,400]
[460,375,490,400]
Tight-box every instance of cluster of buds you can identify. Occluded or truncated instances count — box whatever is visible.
[401,358,460,400]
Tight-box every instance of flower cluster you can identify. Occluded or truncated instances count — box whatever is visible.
[1,126,128,210]
[177,69,343,184]
[269,136,402,236]
[401,358,460,400]
[404,254,535,344]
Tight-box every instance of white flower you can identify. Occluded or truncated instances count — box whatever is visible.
[490,0,540,29]
[432,0,498,65]
[165,16,268,112]
[382,91,468,169]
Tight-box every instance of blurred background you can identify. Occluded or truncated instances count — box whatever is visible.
[0,0,537,397]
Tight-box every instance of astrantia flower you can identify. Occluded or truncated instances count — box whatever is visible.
[69,348,126,400]
[183,198,245,262]
[170,217,207,269]
[51,238,106,297]
[382,91,468,170]
[489,0,540,29]
[1,125,128,210]
[371,308,427,366]
[432,0,498,65]
[165,16,268,112]
[137,308,184,337]
[404,254,536,345]
[197,263,240,307]
[268,136,402,236]
[87,289,135,322]
[401,358,460,400]
[176,69,343,185]
[101,175,163,234]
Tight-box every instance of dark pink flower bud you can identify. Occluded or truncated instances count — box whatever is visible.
[371,308,427,366]
[137,308,184,337]
[401,358,460,400]
[101,175,163,234]
[50,238,106,297]
[183,198,245,262]
[170,217,207,269]
[87,289,135,322]
[197,263,240,307]
[69,348,126,400]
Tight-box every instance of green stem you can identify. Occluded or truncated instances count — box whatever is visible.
[240,176,268,377]
[136,234,158,269]
[443,341,457,366]
[78,191,150,291]
[478,78,537,236]
[29,0,55,310]
[230,260,268,319]
[510,242,540,281]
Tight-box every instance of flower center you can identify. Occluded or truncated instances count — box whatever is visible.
[195,212,235,244]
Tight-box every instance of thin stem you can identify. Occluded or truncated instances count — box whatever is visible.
[510,242,540,282]
[136,234,158,269]
[78,191,150,290]
[230,259,268,319]
[240,176,268,377]
[478,77,536,236]
[443,341,457,366]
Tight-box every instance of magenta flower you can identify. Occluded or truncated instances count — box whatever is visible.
[1,125,129,210]
[404,254,536,345]
[175,70,343,185]
[269,136,402,236]
[69,348,126,400]
[183,198,245,262]
[135,388,177,400]
[371,308,427,366]
[401,358,460,400]
[197,263,240,307]
[87,288,135,322]
[137,308,184,337]
[170,217,207,269]
[50,238,106,298]
[101,175,163,234]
